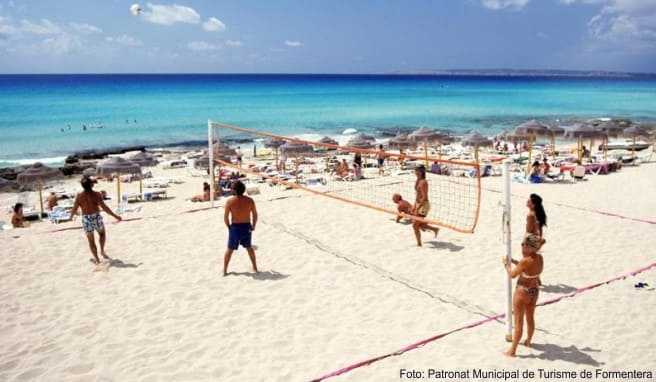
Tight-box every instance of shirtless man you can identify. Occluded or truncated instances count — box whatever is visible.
[223,180,258,276]
[413,165,440,246]
[71,176,122,265]
[392,193,412,223]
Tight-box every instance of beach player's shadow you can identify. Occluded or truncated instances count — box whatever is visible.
[425,241,465,252]
[519,343,603,366]
[227,270,289,281]
[107,258,142,269]
[540,283,577,294]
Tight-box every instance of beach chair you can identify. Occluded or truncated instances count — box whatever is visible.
[48,207,73,224]
[572,165,586,181]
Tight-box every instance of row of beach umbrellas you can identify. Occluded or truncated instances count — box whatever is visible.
[6,152,160,219]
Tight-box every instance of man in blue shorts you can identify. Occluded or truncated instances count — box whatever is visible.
[223,181,258,276]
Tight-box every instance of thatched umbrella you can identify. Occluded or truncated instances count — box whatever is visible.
[281,142,314,155]
[462,131,493,164]
[345,134,374,149]
[598,121,624,160]
[96,157,141,208]
[547,125,566,159]
[514,120,549,173]
[129,151,158,167]
[623,126,649,161]
[0,177,18,193]
[409,127,448,165]
[388,133,415,150]
[263,138,285,166]
[16,163,62,220]
[318,136,339,147]
[129,152,158,194]
[566,123,604,161]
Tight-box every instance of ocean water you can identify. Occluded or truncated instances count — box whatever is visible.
[1,74,656,167]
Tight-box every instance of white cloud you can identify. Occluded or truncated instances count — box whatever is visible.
[20,19,62,35]
[202,17,226,32]
[0,17,18,38]
[187,41,220,51]
[106,34,143,47]
[284,40,303,47]
[142,3,201,25]
[480,0,530,10]
[225,39,242,47]
[69,22,102,34]
[41,33,82,55]
[566,0,656,51]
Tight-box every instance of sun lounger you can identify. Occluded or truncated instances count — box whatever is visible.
[572,165,586,181]
[48,207,73,224]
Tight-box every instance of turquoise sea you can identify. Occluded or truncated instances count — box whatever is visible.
[1,74,655,167]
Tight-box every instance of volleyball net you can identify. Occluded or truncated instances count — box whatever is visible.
[208,121,481,234]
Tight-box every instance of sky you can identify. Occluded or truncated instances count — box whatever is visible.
[0,0,655,74]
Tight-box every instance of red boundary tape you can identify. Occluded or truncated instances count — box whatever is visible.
[309,261,656,382]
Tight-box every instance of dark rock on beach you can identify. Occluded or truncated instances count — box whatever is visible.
[66,145,146,162]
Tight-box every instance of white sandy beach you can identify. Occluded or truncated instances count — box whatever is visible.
[1,157,655,382]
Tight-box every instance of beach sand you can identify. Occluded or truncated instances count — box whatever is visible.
[1,160,655,381]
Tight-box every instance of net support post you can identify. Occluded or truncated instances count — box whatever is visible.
[503,159,513,342]
[208,120,215,208]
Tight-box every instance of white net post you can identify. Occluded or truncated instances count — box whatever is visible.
[208,120,215,208]
[503,159,513,342]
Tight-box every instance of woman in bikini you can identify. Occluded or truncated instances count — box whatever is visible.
[412,165,440,246]
[503,233,544,357]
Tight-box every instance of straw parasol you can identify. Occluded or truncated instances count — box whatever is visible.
[129,151,158,167]
[263,138,285,165]
[547,124,566,159]
[280,141,314,155]
[597,121,624,160]
[566,123,604,161]
[409,127,449,165]
[16,163,62,220]
[345,134,374,149]
[129,152,159,193]
[462,131,493,164]
[388,133,415,150]
[623,126,649,161]
[514,120,549,172]
[96,157,142,207]
[318,136,339,147]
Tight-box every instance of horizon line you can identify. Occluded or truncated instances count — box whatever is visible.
[1,68,656,76]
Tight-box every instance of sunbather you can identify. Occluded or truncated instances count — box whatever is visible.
[11,203,27,228]
[191,182,211,202]
[46,192,59,210]
[412,165,440,246]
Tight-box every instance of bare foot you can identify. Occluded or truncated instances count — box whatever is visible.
[503,350,516,357]
[101,252,111,260]
[523,339,532,348]
[89,258,100,265]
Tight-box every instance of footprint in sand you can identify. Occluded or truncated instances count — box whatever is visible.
[65,363,95,375]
